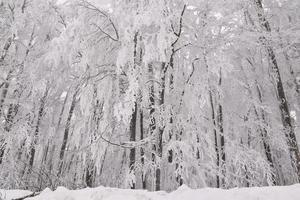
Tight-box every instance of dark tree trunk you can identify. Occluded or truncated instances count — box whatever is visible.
[154,63,166,191]
[85,156,95,187]
[205,55,224,188]
[128,32,140,189]
[29,87,49,167]
[129,102,137,189]
[0,35,15,118]
[254,0,300,181]
[47,91,69,173]
[217,103,225,187]
[140,110,146,189]
[0,90,20,164]
[167,5,186,169]
[58,89,78,174]
[148,63,157,190]
[217,71,225,187]
[209,90,220,188]
[0,35,14,63]
[240,59,277,184]
[0,141,5,165]
[0,71,12,118]
[255,84,277,185]
[0,36,16,120]
[5,101,19,132]
[59,91,77,160]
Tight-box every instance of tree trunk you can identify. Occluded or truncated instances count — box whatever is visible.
[0,90,20,164]
[240,59,277,184]
[129,102,137,189]
[217,103,225,187]
[209,90,220,188]
[254,0,300,181]
[0,35,14,63]
[128,32,140,189]
[29,86,49,168]
[217,70,225,187]
[205,55,225,187]
[5,101,19,132]
[0,70,12,118]
[85,153,95,187]
[0,141,5,165]
[255,83,277,185]
[166,5,186,170]
[148,63,157,190]
[154,63,166,191]
[47,91,69,173]
[0,73,12,163]
[140,110,146,189]
[58,89,78,174]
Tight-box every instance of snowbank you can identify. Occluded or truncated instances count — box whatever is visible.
[1,184,300,200]
[0,189,32,200]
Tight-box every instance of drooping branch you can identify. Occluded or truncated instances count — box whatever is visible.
[78,0,119,41]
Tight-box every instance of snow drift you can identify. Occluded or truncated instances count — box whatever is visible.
[1,184,300,200]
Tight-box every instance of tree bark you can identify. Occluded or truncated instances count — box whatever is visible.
[0,89,20,164]
[0,70,13,119]
[240,61,277,185]
[209,90,220,188]
[128,32,140,189]
[129,102,137,189]
[0,35,14,63]
[29,86,49,167]
[148,63,157,190]
[217,70,225,187]
[154,62,167,191]
[47,91,69,173]
[255,83,277,185]
[58,88,78,174]
[254,0,300,181]
[205,55,225,187]
[140,110,146,189]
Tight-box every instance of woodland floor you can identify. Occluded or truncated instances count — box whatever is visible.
[1,184,300,200]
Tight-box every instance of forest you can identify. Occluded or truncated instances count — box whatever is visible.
[0,0,300,193]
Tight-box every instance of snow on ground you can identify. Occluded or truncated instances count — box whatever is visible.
[0,189,32,200]
[1,184,300,200]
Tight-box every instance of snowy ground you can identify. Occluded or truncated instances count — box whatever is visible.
[1,184,300,200]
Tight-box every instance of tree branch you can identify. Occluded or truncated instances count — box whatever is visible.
[79,0,119,41]
[12,192,40,200]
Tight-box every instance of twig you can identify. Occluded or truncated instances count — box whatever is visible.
[12,192,39,200]
[79,0,119,41]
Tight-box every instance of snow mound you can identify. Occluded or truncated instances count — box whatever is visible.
[0,189,32,200]
[1,184,300,200]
